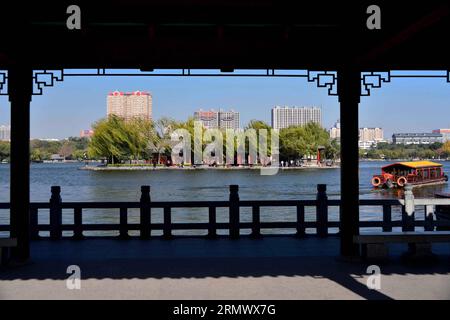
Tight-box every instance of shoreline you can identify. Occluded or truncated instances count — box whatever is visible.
[1,158,448,166]
[79,165,340,171]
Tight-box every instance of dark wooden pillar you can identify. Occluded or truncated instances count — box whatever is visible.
[8,67,33,261]
[338,68,361,257]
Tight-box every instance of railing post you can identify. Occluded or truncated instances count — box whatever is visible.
[119,207,129,239]
[424,205,434,231]
[402,184,415,231]
[296,205,305,237]
[49,186,62,240]
[251,205,261,238]
[316,184,328,237]
[140,185,151,239]
[207,207,217,238]
[382,205,392,232]
[229,185,240,238]
[163,207,172,239]
[29,207,39,240]
[73,207,83,239]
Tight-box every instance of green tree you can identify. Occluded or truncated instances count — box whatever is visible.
[89,116,129,163]
[172,117,205,164]
[367,141,446,160]
[59,141,74,160]
[0,141,10,162]
[279,126,307,160]
[442,141,450,156]
[149,118,179,163]
[88,116,156,164]
[245,120,273,163]
[30,139,61,156]
[245,120,271,131]
[31,148,44,161]
[279,123,330,161]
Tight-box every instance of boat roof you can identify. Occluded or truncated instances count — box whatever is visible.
[382,161,443,170]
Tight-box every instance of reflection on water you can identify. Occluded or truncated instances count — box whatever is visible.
[0,161,449,234]
[369,184,449,199]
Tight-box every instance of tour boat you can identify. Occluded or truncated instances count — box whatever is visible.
[371,161,448,189]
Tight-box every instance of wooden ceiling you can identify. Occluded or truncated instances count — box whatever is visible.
[0,1,449,70]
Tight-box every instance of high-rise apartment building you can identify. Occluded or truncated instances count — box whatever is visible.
[194,109,240,130]
[358,127,385,149]
[329,120,340,140]
[271,106,322,130]
[193,109,219,129]
[359,127,384,142]
[107,90,152,121]
[218,109,240,130]
[0,125,10,141]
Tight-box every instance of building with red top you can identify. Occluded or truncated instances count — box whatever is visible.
[107,90,152,121]
[79,129,94,138]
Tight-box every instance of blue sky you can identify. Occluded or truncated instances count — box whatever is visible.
[0,70,449,139]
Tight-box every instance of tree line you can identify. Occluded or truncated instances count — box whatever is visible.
[0,116,450,164]
[87,116,338,165]
[0,137,90,162]
[1,119,449,164]
[360,141,450,160]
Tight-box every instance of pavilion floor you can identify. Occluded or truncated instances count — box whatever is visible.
[0,236,449,299]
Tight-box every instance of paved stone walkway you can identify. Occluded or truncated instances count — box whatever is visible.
[1,237,449,299]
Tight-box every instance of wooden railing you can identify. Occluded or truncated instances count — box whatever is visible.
[0,184,448,239]
[400,184,450,231]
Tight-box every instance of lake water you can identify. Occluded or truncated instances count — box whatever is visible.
[1,161,449,235]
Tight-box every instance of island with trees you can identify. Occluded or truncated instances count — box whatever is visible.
[0,117,449,167]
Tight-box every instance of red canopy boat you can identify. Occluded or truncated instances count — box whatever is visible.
[371,161,448,189]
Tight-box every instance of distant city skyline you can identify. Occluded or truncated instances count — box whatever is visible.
[328,122,388,149]
[0,71,449,139]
